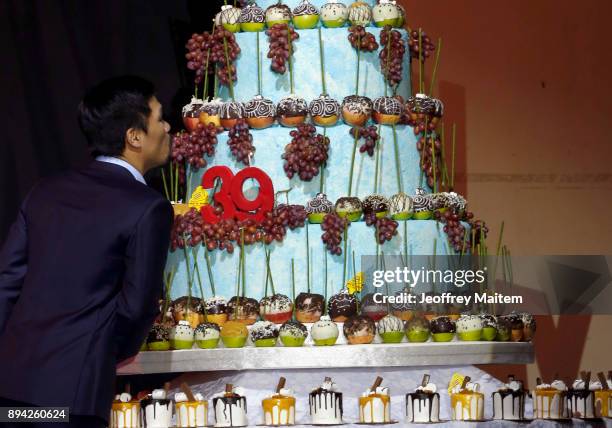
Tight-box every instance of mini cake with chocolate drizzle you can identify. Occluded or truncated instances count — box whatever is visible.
[183,97,204,131]
[362,194,390,219]
[292,0,320,29]
[567,372,598,419]
[227,296,259,325]
[310,94,341,127]
[342,95,372,127]
[262,377,296,425]
[328,288,358,322]
[279,319,308,347]
[310,377,343,425]
[295,291,325,322]
[244,95,276,129]
[450,377,485,421]
[276,95,308,127]
[335,196,363,222]
[372,96,403,125]
[359,377,391,423]
[265,3,292,27]
[343,314,376,344]
[492,375,527,420]
[305,193,334,224]
[406,374,440,423]
[212,384,248,427]
[140,384,173,428]
[389,192,413,220]
[259,293,293,324]
[250,320,279,347]
[200,98,223,127]
[412,188,434,220]
[219,101,246,130]
[239,3,265,32]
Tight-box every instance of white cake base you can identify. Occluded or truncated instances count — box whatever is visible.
[213,397,248,427]
[406,392,440,423]
[533,390,565,419]
[358,395,390,423]
[176,401,207,427]
[310,391,343,424]
[566,391,595,418]
[141,399,173,427]
[451,393,484,421]
[492,391,526,420]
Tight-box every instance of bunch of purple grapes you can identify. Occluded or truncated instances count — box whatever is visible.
[408,29,436,61]
[260,204,307,244]
[350,125,380,157]
[379,26,406,88]
[228,119,255,166]
[185,31,214,84]
[266,23,299,74]
[415,133,444,190]
[170,208,204,250]
[321,213,349,255]
[364,213,399,245]
[202,216,238,253]
[276,204,308,230]
[282,124,330,181]
[210,28,241,86]
[348,26,378,52]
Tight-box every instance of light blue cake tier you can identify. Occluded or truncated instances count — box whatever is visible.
[255,0,377,10]
[218,26,412,103]
[168,220,457,301]
[186,123,428,206]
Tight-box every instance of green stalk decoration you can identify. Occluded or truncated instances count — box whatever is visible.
[187,169,193,203]
[320,128,327,194]
[291,258,296,320]
[214,64,219,98]
[174,163,179,203]
[203,242,216,295]
[264,247,270,297]
[222,34,235,101]
[392,124,402,193]
[257,31,262,95]
[342,227,348,288]
[440,123,450,189]
[265,247,276,294]
[430,132,437,193]
[348,133,359,196]
[169,163,174,202]
[355,34,361,95]
[287,24,294,94]
[318,27,327,95]
[306,225,311,293]
[460,225,469,258]
[191,246,208,321]
[381,251,390,314]
[403,220,408,267]
[161,267,176,324]
[161,169,170,200]
[194,85,198,100]
[431,238,437,297]
[451,123,456,189]
[384,26,393,96]
[240,228,246,298]
[324,252,328,314]
[418,29,424,94]
[234,249,242,319]
[182,235,193,310]
[471,228,477,255]
[203,25,215,100]
[374,127,382,194]
[418,117,429,189]
[428,38,442,96]
[351,250,358,299]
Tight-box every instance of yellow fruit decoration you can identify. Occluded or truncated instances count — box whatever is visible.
[188,186,209,210]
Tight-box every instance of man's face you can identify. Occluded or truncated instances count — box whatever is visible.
[141,96,171,171]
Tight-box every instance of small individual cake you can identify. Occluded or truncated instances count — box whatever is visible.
[276,95,308,127]
[321,0,348,28]
[310,94,341,127]
[220,5,242,33]
[430,316,456,342]
[263,377,296,425]
[140,387,173,428]
[295,291,325,322]
[405,316,430,342]
[389,192,413,220]
[359,377,391,423]
[360,293,387,322]
[341,95,372,127]
[204,296,229,326]
[147,324,171,351]
[265,3,292,27]
[227,296,259,325]
[279,320,308,347]
[199,98,223,127]
[110,391,140,428]
[348,1,372,26]
[377,314,405,343]
[520,312,536,341]
[305,193,334,224]
[335,196,363,222]
[239,3,265,32]
[411,188,434,220]
[170,320,195,350]
[480,314,498,341]
[183,97,205,131]
[250,320,279,347]
[492,376,527,420]
[450,378,485,421]
[292,0,320,29]
[406,376,440,423]
[533,379,567,419]
[362,194,390,219]
[194,322,221,349]
[219,101,245,130]
[173,296,202,328]
[594,372,612,418]
[311,315,339,346]
[391,287,415,321]
[372,96,403,125]
[259,293,293,324]
[244,95,276,129]
[372,0,400,27]
[175,384,208,428]
[328,289,358,322]
[212,385,248,427]
[566,375,597,419]
[220,320,248,348]
[310,378,343,425]
[343,314,376,344]
[456,315,483,341]
[495,316,511,341]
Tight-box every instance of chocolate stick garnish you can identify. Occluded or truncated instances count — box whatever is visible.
[597,372,608,391]
[181,382,196,402]
[276,377,286,394]
[125,383,131,394]
[371,376,383,391]
[421,374,430,388]
[608,371,612,382]
[536,377,542,386]
[164,382,171,395]
[582,371,591,390]
[508,374,515,383]
[324,377,332,383]
[226,384,234,395]
[461,376,471,390]
[580,370,587,379]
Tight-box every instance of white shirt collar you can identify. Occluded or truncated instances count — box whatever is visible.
[95,156,146,185]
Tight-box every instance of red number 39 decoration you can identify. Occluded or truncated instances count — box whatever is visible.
[201,166,274,224]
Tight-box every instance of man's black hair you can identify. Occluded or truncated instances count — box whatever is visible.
[77,75,155,157]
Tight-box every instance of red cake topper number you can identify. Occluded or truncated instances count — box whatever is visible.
[200,166,274,224]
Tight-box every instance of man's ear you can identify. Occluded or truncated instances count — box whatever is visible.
[125,127,144,150]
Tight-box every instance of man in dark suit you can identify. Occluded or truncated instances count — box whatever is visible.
[0,76,173,427]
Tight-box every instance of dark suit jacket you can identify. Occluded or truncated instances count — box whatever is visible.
[0,160,173,421]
